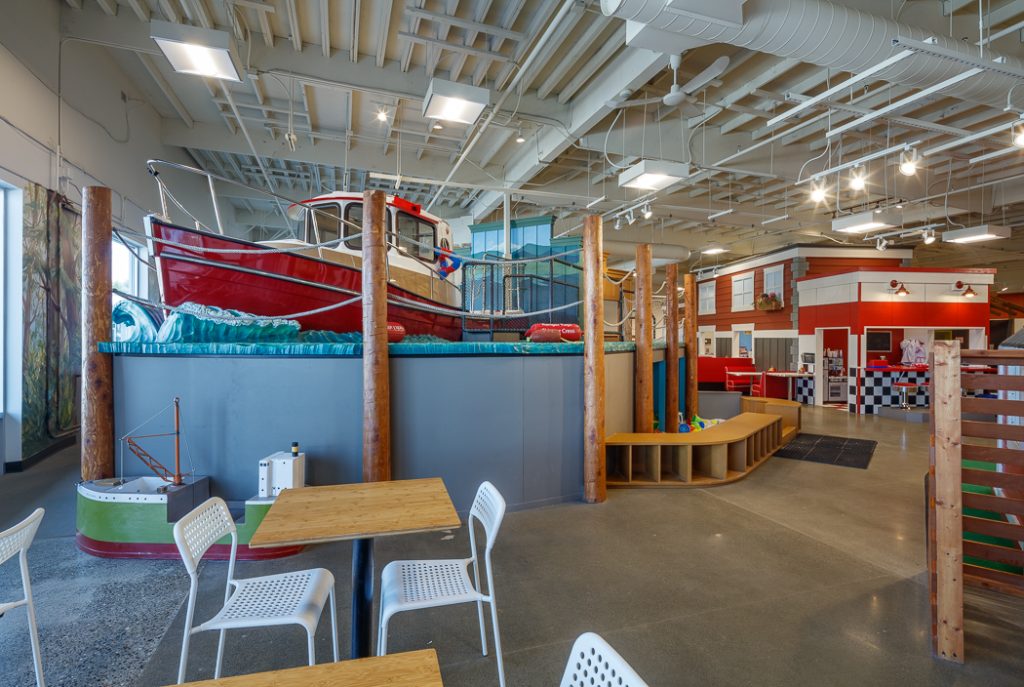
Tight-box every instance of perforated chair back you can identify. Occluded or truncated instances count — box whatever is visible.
[560,632,649,687]
[173,497,237,577]
[469,481,506,554]
[0,509,44,567]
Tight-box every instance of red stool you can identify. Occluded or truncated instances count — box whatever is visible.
[894,381,918,409]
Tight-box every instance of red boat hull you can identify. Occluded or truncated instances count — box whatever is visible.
[150,219,463,340]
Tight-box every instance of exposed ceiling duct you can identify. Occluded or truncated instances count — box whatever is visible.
[601,0,1024,109]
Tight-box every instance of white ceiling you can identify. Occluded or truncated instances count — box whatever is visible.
[60,0,1024,288]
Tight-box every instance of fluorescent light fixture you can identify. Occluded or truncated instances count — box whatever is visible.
[761,214,789,225]
[422,78,489,124]
[708,208,734,221]
[766,49,914,128]
[702,245,727,255]
[832,210,900,234]
[827,67,982,139]
[943,224,1012,243]
[618,160,691,191]
[151,20,243,81]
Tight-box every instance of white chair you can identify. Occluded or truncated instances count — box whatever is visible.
[173,497,338,684]
[560,632,649,687]
[0,508,46,687]
[377,481,507,687]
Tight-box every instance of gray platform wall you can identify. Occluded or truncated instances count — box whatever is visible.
[113,352,634,513]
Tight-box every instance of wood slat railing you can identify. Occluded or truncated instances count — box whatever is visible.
[929,342,1024,665]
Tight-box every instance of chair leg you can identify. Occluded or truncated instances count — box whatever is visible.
[177,630,192,685]
[376,611,389,656]
[25,592,45,687]
[329,588,339,663]
[214,629,227,679]
[488,600,505,687]
[476,597,488,656]
[307,629,316,666]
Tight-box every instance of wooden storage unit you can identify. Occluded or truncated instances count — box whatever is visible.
[741,396,801,441]
[605,412,786,488]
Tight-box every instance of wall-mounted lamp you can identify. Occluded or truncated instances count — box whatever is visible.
[890,280,910,297]
[954,281,978,298]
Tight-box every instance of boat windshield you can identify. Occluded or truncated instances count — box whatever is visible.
[306,203,341,245]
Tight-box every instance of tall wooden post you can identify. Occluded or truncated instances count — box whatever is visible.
[634,244,653,432]
[664,264,680,432]
[582,215,606,504]
[931,341,963,662]
[81,186,114,481]
[362,190,390,483]
[683,272,699,421]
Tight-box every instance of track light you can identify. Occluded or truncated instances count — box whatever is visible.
[899,149,919,176]
[626,210,636,225]
[809,181,826,204]
[515,129,526,144]
[376,109,389,122]
[642,204,653,220]
[876,237,888,251]
[614,217,622,231]
[922,229,936,244]
[1014,125,1024,148]
[849,166,866,191]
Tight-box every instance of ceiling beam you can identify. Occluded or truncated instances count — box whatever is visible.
[125,0,150,21]
[138,53,194,128]
[375,0,392,67]
[404,6,525,42]
[320,0,330,58]
[285,0,301,51]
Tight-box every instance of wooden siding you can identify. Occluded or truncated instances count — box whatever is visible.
[697,260,793,332]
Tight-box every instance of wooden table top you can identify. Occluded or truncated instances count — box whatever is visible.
[249,478,461,548]
[174,649,444,686]
[607,412,782,446]
[766,371,813,377]
[725,370,760,376]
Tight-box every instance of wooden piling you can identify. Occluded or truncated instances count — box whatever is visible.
[683,272,699,421]
[362,190,391,483]
[931,341,963,662]
[634,244,653,433]
[582,215,606,504]
[664,264,679,432]
[81,186,114,482]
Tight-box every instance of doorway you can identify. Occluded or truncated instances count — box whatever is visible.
[816,328,849,407]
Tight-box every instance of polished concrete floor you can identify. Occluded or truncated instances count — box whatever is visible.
[2,406,1024,686]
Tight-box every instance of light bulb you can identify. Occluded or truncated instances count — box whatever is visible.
[515,129,526,143]
[1014,126,1024,148]
[810,183,826,203]
[376,109,389,122]
[899,150,918,176]
[849,167,866,191]
[432,122,443,130]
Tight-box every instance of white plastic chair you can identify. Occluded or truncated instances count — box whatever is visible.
[377,481,507,687]
[173,497,338,684]
[560,632,649,687]
[0,508,46,687]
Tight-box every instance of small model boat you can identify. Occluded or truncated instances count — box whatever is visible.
[148,193,465,339]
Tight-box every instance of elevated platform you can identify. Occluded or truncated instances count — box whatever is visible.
[606,412,789,488]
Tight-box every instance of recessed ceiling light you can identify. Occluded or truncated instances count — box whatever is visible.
[151,20,243,81]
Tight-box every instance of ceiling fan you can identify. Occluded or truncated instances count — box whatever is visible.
[607,54,730,114]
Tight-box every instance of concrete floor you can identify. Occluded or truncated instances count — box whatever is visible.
[2,406,1024,686]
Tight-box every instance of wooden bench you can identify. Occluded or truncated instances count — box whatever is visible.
[606,412,786,488]
[740,396,801,442]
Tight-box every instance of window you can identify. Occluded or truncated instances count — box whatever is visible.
[395,212,436,261]
[342,203,364,250]
[698,281,715,315]
[306,203,342,246]
[111,234,148,305]
[763,265,784,305]
[731,273,754,312]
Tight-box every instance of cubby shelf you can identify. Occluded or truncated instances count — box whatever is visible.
[605,411,795,488]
